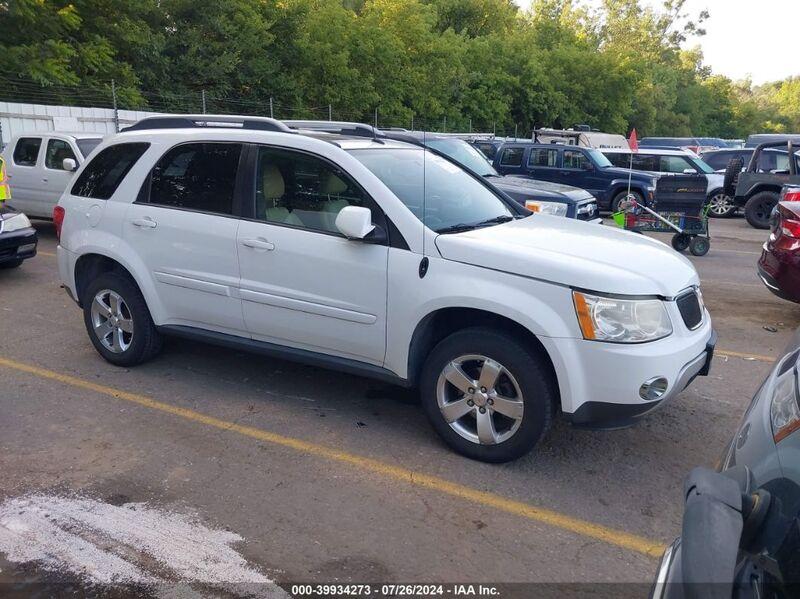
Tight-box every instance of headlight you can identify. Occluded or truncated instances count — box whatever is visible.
[0,212,31,233]
[573,291,672,343]
[525,200,568,217]
[770,367,800,443]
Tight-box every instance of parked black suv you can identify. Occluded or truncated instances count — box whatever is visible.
[732,141,800,228]
[491,142,658,212]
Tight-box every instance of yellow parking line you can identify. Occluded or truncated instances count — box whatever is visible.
[717,349,776,363]
[37,250,56,257]
[0,355,665,559]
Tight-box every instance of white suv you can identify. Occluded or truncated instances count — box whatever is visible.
[56,116,716,462]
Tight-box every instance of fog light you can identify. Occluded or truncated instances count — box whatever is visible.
[639,377,668,401]
[17,243,36,254]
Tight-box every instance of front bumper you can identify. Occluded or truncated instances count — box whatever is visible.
[0,226,37,264]
[545,307,715,429]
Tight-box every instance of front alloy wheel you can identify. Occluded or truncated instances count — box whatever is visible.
[420,327,554,462]
[707,192,736,218]
[90,289,134,353]
[437,355,525,446]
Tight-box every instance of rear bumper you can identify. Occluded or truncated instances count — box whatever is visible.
[758,242,800,302]
[0,227,37,263]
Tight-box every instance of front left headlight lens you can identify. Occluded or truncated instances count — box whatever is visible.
[525,200,568,217]
[573,291,672,343]
[770,367,800,443]
[0,212,31,233]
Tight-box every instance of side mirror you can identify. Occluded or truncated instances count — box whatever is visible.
[335,206,375,240]
[62,158,77,172]
[683,168,697,175]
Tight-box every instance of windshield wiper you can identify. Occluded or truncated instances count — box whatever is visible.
[435,215,515,234]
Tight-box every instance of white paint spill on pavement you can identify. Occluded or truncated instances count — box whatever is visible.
[0,494,289,598]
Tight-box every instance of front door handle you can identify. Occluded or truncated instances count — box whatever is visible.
[241,238,275,251]
[131,217,157,229]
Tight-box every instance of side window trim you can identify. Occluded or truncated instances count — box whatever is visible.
[244,143,395,247]
[139,141,244,218]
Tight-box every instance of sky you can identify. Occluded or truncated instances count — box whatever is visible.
[513,0,800,85]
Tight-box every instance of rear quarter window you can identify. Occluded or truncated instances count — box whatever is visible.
[13,137,42,166]
[71,143,150,200]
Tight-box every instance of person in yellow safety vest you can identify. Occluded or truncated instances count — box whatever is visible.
[0,157,10,205]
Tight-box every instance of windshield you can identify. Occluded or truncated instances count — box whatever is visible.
[688,156,715,174]
[586,149,613,168]
[77,138,103,158]
[424,138,498,177]
[349,147,513,233]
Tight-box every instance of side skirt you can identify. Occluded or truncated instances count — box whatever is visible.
[158,325,411,388]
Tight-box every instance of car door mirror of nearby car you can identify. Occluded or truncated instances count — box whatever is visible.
[683,168,697,175]
[62,158,77,172]
[335,206,378,241]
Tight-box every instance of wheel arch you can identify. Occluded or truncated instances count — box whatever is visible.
[406,307,560,403]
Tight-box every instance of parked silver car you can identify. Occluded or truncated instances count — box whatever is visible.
[652,330,800,598]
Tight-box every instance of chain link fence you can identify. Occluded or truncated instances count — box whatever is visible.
[0,76,531,142]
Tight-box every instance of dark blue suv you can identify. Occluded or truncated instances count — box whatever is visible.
[492,142,658,212]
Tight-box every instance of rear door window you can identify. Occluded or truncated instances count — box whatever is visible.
[528,148,558,167]
[13,137,42,166]
[45,139,78,170]
[563,149,590,170]
[499,147,524,167]
[71,142,150,199]
[146,143,242,215]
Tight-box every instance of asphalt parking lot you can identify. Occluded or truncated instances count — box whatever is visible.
[1,215,797,595]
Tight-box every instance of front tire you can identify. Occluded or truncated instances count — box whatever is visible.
[706,191,736,218]
[82,272,162,366]
[420,327,555,462]
[611,190,643,214]
[744,191,779,229]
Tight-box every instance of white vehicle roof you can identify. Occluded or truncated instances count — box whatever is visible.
[11,131,104,140]
[601,148,695,157]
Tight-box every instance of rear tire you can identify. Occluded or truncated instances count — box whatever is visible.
[744,191,779,229]
[420,327,555,462]
[82,272,162,366]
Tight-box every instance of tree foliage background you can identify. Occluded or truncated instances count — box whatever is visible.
[1,0,798,136]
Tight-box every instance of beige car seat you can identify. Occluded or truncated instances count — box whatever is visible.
[261,163,303,226]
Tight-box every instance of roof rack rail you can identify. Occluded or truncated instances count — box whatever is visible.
[122,115,294,134]
[283,120,384,139]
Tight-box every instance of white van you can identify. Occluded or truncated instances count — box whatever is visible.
[2,132,103,219]
[534,128,629,149]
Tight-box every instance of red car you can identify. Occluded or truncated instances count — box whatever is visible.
[758,185,800,301]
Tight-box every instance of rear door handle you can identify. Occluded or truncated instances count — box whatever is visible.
[131,217,157,229]
[241,238,275,251]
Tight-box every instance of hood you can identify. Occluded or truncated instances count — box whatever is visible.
[491,176,593,203]
[602,166,658,182]
[434,215,699,296]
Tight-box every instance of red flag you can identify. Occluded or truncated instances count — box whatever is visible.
[628,128,639,152]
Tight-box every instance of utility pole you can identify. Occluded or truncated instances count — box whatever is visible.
[469,118,472,133]
[328,104,332,121]
[514,123,518,140]
[374,107,378,128]
[443,115,446,132]
[201,90,207,114]
[111,79,119,133]
[269,97,274,119]
[411,115,414,131]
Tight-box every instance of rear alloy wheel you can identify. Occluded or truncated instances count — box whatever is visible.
[744,191,779,230]
[420,327,554,462]
[82,272,162,366]
[706,191,736,218]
